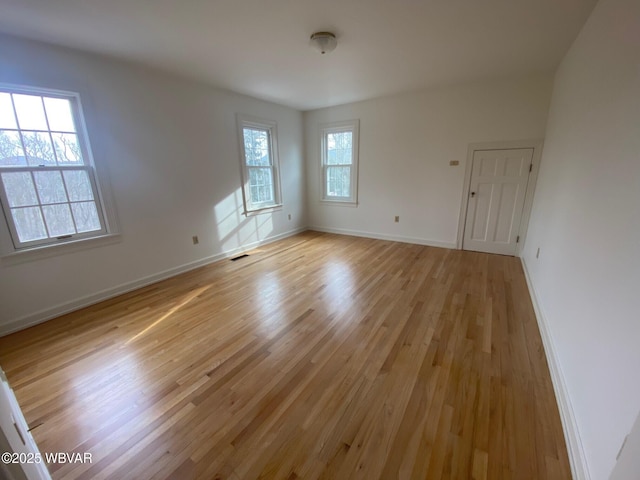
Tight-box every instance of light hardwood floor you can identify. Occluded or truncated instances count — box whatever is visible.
[0,232,571,479]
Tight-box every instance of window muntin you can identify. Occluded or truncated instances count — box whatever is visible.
[237,116,281,213]
[321,120,359,204]
[0,88,106,249]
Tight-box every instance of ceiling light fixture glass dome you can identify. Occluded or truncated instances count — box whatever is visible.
[310,32,337,54]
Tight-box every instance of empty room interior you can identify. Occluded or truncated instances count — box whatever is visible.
[0,0,638,479]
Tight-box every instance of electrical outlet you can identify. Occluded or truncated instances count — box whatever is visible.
[449,160,459,166]
[536,247,540,259]
[394,216,400,223]
[192,235,199,245]
[288,213,292,220]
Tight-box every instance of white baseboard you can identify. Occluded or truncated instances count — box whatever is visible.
[520,257,590,480]
[309,225,456,250]
[0,227,307,336]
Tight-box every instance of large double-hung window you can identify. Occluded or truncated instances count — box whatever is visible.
[237,115,282,214]
[0,86,108,250]
[321,120,359,205]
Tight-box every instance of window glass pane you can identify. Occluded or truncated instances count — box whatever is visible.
[327,131,352,165]
[71,201,101,233]
[34,170,68,204]
[339,145,351,163]
[22,131,56,166]
[42,204,75,236]
[0,130,26,166]
[248,167,274,203]
[1,172,38,207]
[43,97,76,132]
[12,206,48,242]
[63,170,94,201]
[13,94,48,131]
[243,128,270,166]
[0,93,17,129]
[52,133,83,164]
[327,166,351,197]
[243,127,253,149]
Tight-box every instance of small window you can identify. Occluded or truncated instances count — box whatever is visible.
[321,120,359,205]
[0,86,109,250]
[237,115,282,213]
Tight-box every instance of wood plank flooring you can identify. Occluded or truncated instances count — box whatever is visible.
[0,232,571,479]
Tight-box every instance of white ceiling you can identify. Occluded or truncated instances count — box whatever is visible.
[0,0,598,111]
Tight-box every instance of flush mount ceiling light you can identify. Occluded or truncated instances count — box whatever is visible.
[310,32,337,54]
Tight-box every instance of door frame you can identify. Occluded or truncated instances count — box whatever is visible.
[456,139,544,256]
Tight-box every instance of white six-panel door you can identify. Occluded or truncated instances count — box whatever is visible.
[463,148,533,255]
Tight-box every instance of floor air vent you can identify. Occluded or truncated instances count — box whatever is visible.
[230,254,249,261]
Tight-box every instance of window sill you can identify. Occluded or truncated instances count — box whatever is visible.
[1,233,122,266]
[320,199,358,207]
[244,204,283,216]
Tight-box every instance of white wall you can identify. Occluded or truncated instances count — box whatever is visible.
[522,0,640,478]
[0,35,306,333]
[611,411,640,480]
[303,76,553,246]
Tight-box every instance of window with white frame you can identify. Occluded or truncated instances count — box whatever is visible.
[0,86,108,250]
[237,115,282,213]
[321,120,359,205]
